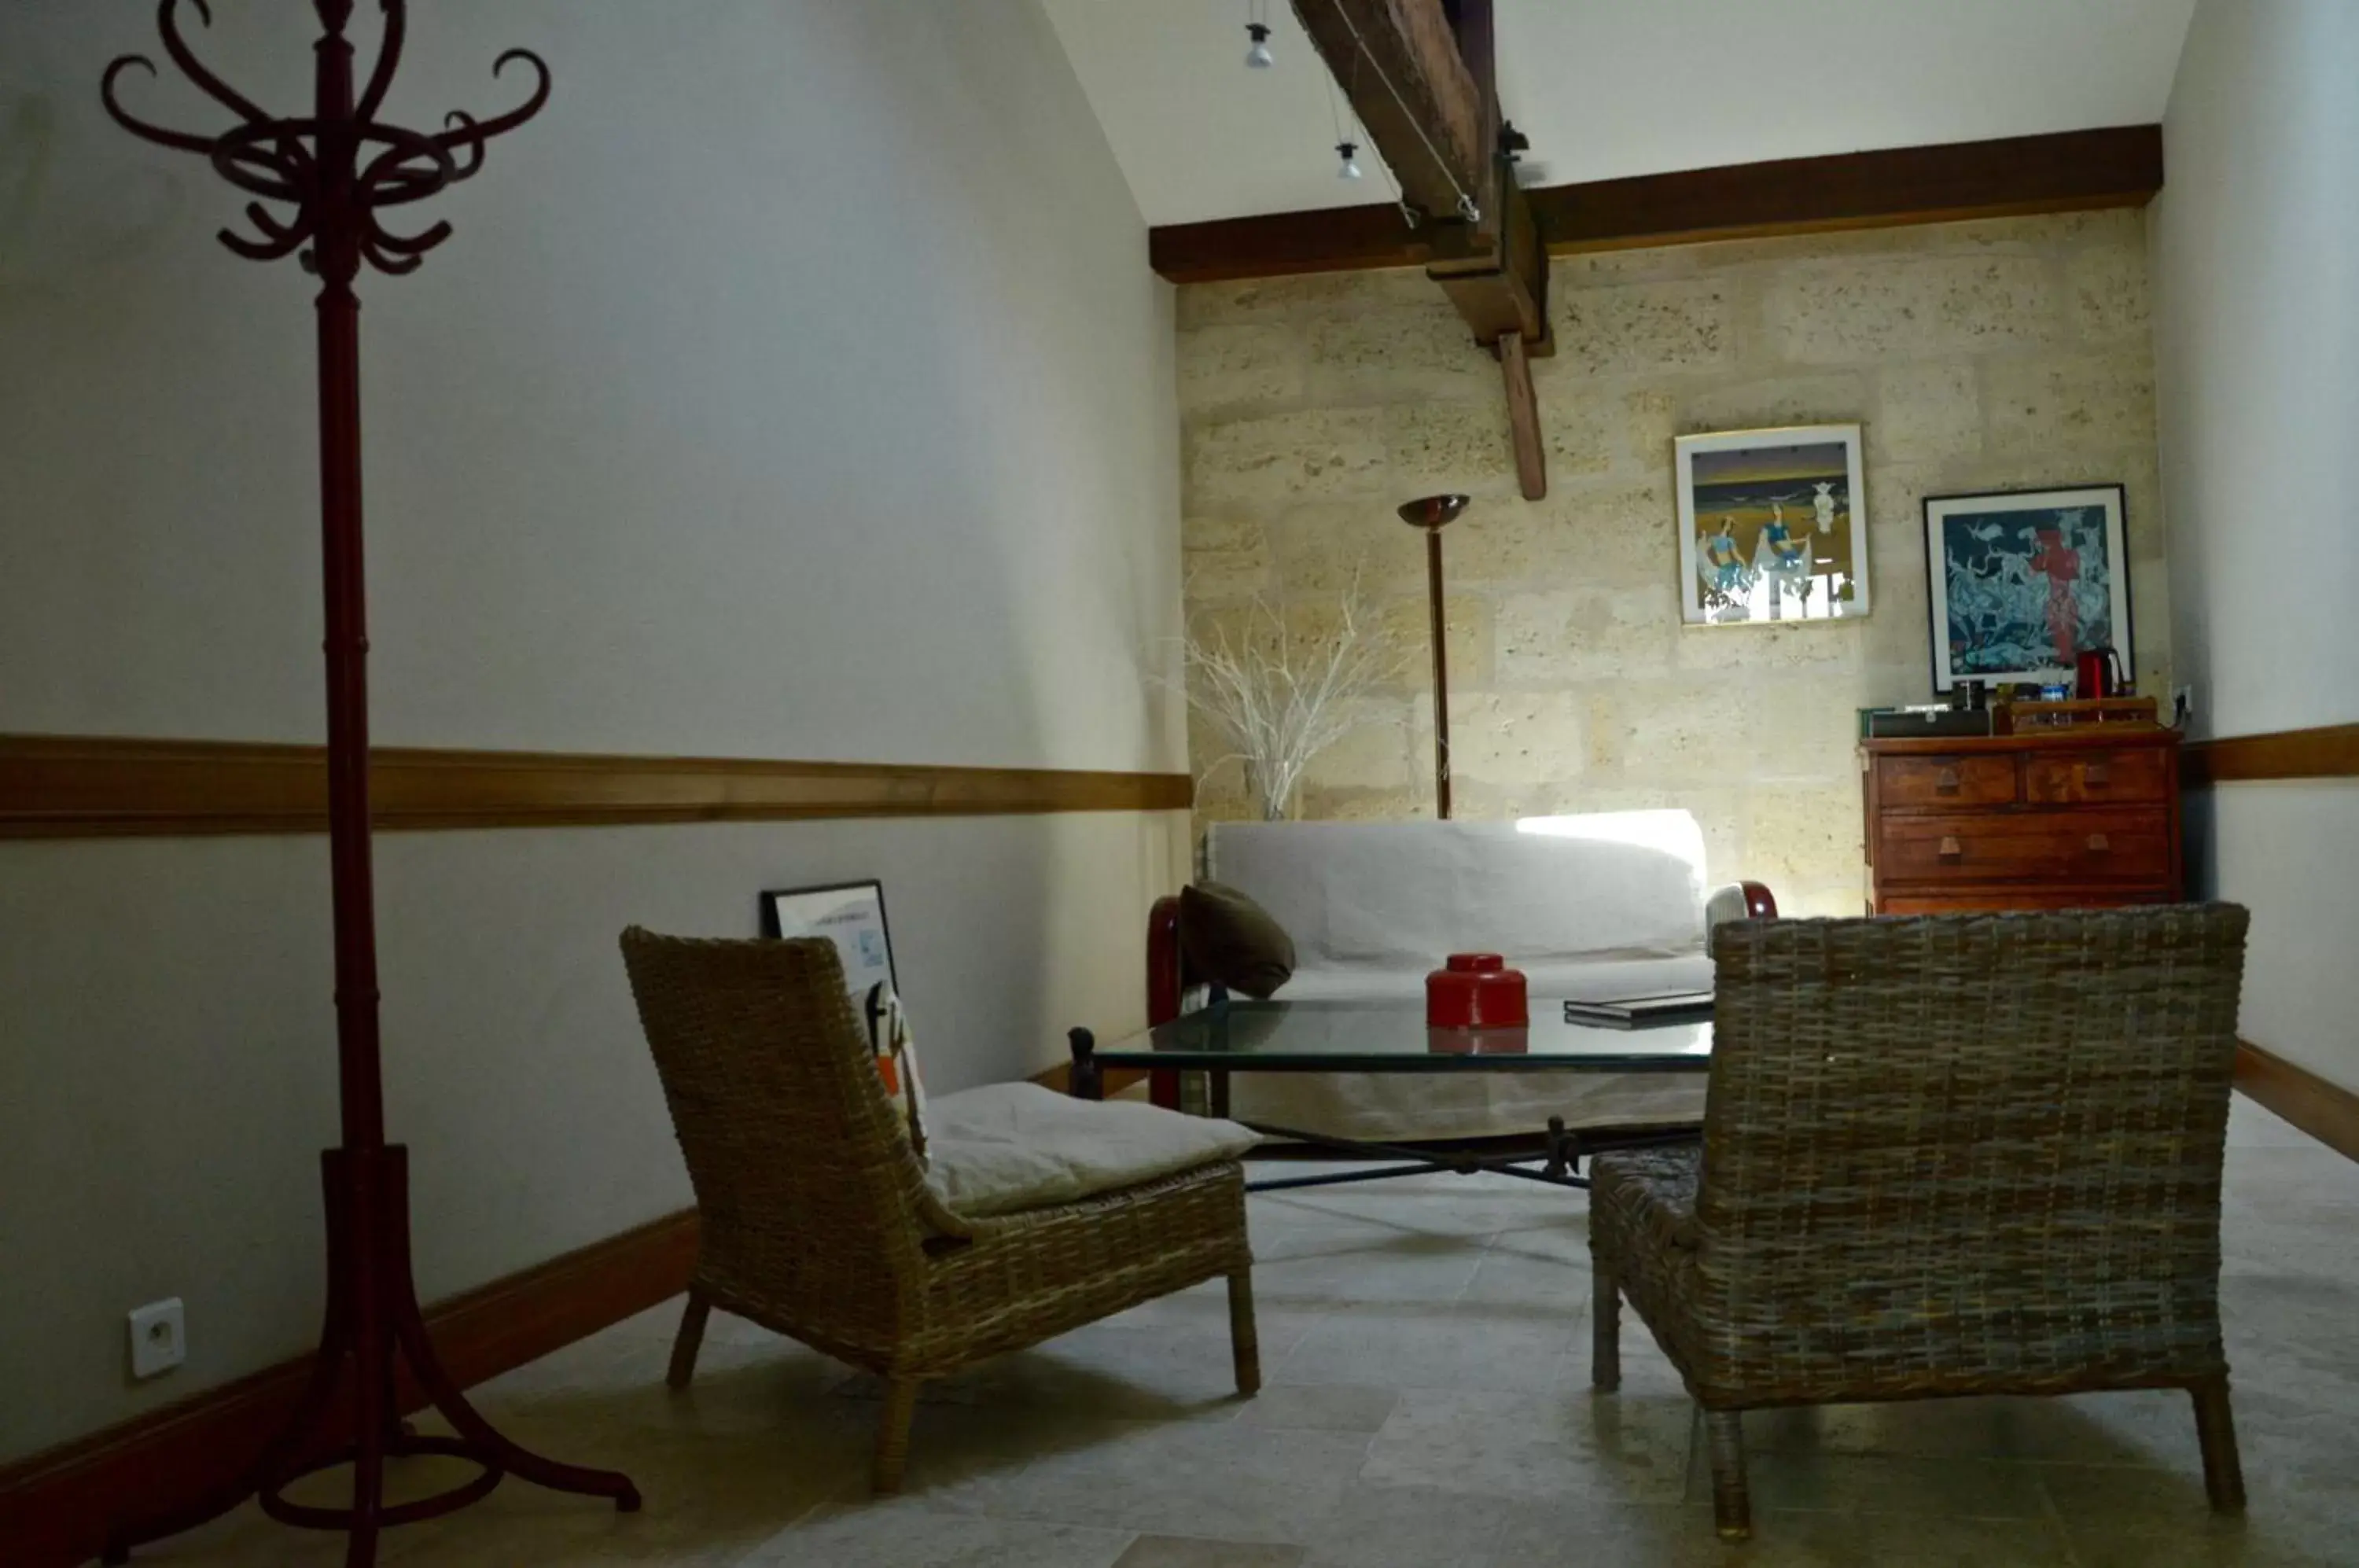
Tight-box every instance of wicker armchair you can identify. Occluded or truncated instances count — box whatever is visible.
[1590,907,2250,1540]
[618,929,1259,1493]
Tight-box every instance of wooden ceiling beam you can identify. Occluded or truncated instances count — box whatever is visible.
[1150,125,2165,285]
[1290,0,1486,221]
[1286,0,1552,494]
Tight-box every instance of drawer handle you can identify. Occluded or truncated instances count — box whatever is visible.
[1938,835,1963,861]
[1935,767,1961,794]
[2087,833,2111,854]
[2085,761,2111,788]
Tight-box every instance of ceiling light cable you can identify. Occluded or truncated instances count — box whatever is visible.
[1325,29,1411,219]
[1321,0,1479,224]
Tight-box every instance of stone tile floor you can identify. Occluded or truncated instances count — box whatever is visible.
[133,1099,2359,1566]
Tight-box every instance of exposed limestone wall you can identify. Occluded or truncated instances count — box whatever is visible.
[1176,212,2169,915]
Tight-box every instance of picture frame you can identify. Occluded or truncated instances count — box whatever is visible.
[759,879,896,998]
[1674,423,1870,626]
[1921,484,2131,694]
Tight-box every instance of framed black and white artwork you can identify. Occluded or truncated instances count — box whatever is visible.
[759,879,896,997]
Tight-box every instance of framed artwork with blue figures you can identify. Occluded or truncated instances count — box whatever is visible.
[1922,484,2131,693]
[1674,424,1871,627]
[760,879,897,999]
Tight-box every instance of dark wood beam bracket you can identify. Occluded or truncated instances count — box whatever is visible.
[1285,0,1552,493]
[1497,329,1542,500]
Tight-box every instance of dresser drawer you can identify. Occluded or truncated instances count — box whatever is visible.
[1877,809,2172,885]
[1875,754,2017,808]
[2023,746,2170,804]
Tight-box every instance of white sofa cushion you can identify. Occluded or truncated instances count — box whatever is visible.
[1199,817,1719,1142]
[1272,953,1712,1003]
[922,1083,1259,1218]
[1207,815,1706,969]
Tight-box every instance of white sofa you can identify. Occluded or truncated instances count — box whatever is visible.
[1146,813,1775,1141]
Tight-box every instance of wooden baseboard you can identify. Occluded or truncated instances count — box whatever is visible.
[1029,1061,1150,1099]
[0,734,1192,840]
[2236,1042,2359,1164]
[0,1209,698,1568]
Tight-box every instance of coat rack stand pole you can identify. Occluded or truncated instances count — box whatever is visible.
[98,6,639,1562]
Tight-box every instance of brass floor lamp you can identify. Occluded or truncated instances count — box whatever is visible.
[1398,494,1469,819]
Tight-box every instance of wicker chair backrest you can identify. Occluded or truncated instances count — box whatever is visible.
[620,929,936,1309]
[1695,907,2248,1382]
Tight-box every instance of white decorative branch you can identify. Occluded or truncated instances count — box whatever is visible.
[1172,566,1406,820]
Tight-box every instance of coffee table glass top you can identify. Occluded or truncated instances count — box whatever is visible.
[1092,999,1712,1073]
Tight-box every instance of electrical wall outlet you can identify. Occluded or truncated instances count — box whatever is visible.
[128,1297,186,1380]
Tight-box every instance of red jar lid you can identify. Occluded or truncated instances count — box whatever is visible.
[1444,952,1505,973]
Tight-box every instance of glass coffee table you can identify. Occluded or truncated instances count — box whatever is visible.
[1065,998,1710,1192]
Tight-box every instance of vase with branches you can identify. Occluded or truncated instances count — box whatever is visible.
[1176,570,1406,820]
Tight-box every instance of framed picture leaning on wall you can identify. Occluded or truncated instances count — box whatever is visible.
[1674,423,1870,626]
[759,879,897,999]
[1922,484,2131,694]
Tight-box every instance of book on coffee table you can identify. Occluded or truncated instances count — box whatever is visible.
[1562,992,1714,1028]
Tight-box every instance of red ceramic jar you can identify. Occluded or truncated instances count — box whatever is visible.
[1426,952,1529,1029]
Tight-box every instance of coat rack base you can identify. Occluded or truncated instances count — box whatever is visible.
[102,1145,641,1566]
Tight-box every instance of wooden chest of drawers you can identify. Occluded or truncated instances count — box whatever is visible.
[1860,730,2183,914]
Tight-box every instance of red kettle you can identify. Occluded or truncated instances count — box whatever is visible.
[2074,647,2126,699]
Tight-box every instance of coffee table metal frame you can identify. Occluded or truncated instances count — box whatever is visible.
[1065,999,1709,1192]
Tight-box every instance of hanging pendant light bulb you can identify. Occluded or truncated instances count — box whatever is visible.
[1336,140,1364,180]
[1244,22,1274,68]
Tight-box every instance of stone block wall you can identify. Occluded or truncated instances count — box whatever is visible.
[1175,212,2171,916]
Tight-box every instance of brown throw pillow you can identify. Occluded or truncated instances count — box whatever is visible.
[1178,882,1295,999]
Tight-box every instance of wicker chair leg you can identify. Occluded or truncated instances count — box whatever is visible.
[666,1288,711,1390]
[1592,1262,1621,1392]
[2192,1376,2247,1514]
[1227,1268,1261,1397]
[1705,1410,1751,1540]
[872,1375,922,1495]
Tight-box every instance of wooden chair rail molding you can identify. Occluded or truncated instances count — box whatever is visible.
[2236,1042,2359,1166]
[0,1209,698,1568]
[2181,722,2359,786]
[0,734,1193,839]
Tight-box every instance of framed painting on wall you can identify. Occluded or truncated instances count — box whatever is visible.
[759,879,897,999]
[1922,484,2131,693]
[1674,424,1870,626]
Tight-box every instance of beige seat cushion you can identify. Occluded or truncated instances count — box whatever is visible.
[923,1083,1260,1218]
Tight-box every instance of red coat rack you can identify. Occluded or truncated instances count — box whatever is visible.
[98,3,639,1561]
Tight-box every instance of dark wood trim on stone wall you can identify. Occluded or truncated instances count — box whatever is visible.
[1527,125,2162,254]
[1150,125,2165,284]
[2237,1042,2359,1165]
[2182,723,2359,786]
[0,1209,699,1568]
[1150,201,1428,285]
[0,734,1193,839]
